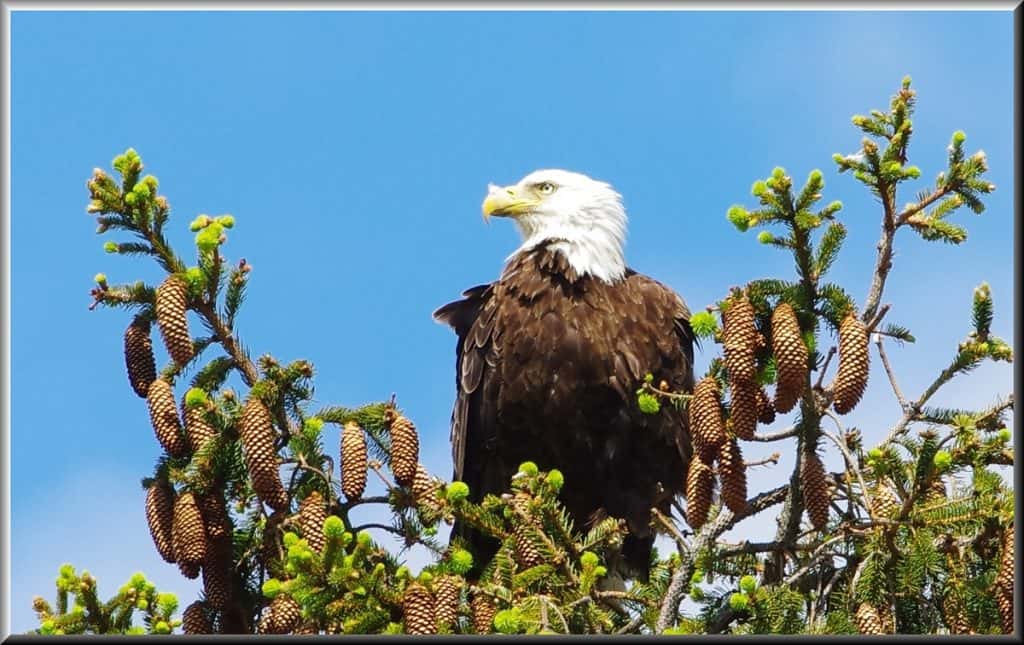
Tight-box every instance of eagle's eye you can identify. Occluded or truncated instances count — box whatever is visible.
[536,182,557,195]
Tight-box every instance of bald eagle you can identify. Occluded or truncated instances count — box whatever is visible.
[434,170,695,580]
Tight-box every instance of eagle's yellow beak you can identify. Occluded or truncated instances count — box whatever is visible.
[482,185,537,221]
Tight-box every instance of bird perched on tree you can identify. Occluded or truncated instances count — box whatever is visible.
[434,169,695,580]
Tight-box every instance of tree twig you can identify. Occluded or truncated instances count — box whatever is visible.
[874,333,908,410]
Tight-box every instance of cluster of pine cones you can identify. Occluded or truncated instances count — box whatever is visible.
[685,292,871,532]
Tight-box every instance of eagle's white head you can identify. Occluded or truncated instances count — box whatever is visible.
[481,169,627,283]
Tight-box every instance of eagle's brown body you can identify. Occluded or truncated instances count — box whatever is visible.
[435,242,695,579]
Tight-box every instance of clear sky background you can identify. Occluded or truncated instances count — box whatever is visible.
[8,10,1014,634]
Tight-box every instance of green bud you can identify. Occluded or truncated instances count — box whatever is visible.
[580,551,599,568]
[156,592,178,617]
[356,531,372,547]
[690,570,704,584]
[153,621,171,635]
[808,169,823,184]
[751,180,767,197]
[933,450,952,470]
[450,548,474,575]
[94,273,107,285]
[419,571,433,585]
[729,592,750,611]
[689,585,705,601]
[304,417,324,436]
[689,311,719,339]
[104,241,119,254]
[195,224,222,252]
[998,428,1011,442]
[323,515,345,539]
[867,447,884,460]
[41,620,56,634]
[726,205,750,232]
[184,266,204,289]
[184,388,208,408]
[217,215,235,229]
[771,166,786,180]
[637,392,661,415]
[189,215,211,232]
[593,565,607,577]
[546,469,564,491]
[283,531,299,548]
[757,231,774,245]
[136,599,148,611]
[446,481,470,503]
[952,130,966,145]
[396,566,410,580]
[739,575,757,594]
[124,192,138,205]
[518,461,538,476]
[493,608,523,634]
[904,166,921,179]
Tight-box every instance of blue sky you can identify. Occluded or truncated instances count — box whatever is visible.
[8,10,1014,633]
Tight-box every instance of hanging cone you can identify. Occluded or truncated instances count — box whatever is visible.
[771,302,808,414]
[434,575,462,629]
[239,397,288,512]
[854,602,885,635]
[722,293,758,383]
[299,490,327,554]
[181,601,213,634]
[513,523,544,568]
[145,480,177,563]
[729,380,758,441]
[923,477,947,503]
[201,537,232,610]
[685,456,715,530]
[182,396,217,454]
[124,316,157,399]
[942,592,973,635]
[869,484,900,519]
[340,421,368,501]
[263,594,301,634]
[832,314,870,415]
[756,386,775,425]
[386,409,420,487]
[403,583,437,635]
[196,489,232,541]
[146,379,189,458]
[998,525,1015,593]
[172,492,207,579]
[689,376,726,459]
[800,451,830,530]
[717,439,747,514]
[470,592,496,634]
[155,275,194,365]
[997,587,1014,634]
[412,464,440,510]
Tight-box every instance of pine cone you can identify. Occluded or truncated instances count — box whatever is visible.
[514,523,544,568]
[470,592,496,634]
[293,622,318,635]
[869,485,900,519]
[997,587,1014,634]
[924,477,947,503]
[942,593,973,635]
[155,275,194,365]
[172,492,207,579]
[998,525,1015,593]
[722,293,758,383]
[717,439,747,514]
[146,379,189,458]
[182,397,217,454]
[832,314,870,415]
[182,601,213,634]
[756,386,775,425]
[800,451,830,530]
[299,490,327,554]
[264,594,301,634]
[340,421,368,501]
[196,489,232,541]
[239,397,288,512]
[387,410,420,487]
[434,575,462,629]
[145,481,177,563]
[729,380,758,441]
[855,602,885,635]
[201,537,232,610]
[686,456,715,530]
[689,376,726,458]
[771,302,808,414]
[124,316,156,399]
[412,464,440,510]
[403,583,437,635]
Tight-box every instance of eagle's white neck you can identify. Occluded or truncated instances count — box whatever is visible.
[508,196,628,284]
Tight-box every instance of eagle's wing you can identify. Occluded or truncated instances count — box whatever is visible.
[432,284,499,482]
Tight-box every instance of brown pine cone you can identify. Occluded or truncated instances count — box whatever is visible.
[181,601,213,634]
[172,492,207,579]
[470,592,496,634]
[182,397,217,453]
[771,302,808,414]
[387,410,420,487]
[239,397,288,512]
[800,451,830,530]
[689,376,726,458]
[155,275,194,366]
[997,586,1014,634]
[998,525,1015,593]
[124,316,157,399]
[942,592,973,635]
[196,489,232,541]
[293,622,318,635]
[434,575,462,629]
[923,477,947,503]
[717,439,747,514]
[299,490,327,554]
[832,314,870,415]
[855,602,885,635]
[403,583,437,635]
[514,523,544,568]
[340,421,368,501]
[264,594,301,634]
[722,293,758,383]
[146,379,189,458]
[729,380,758,441]
[145,480,177,563]
[412,464,440,510]
[869,485,900,519]
[756,386,775,425]
[201,537,232,610]
[685,456,715,530]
